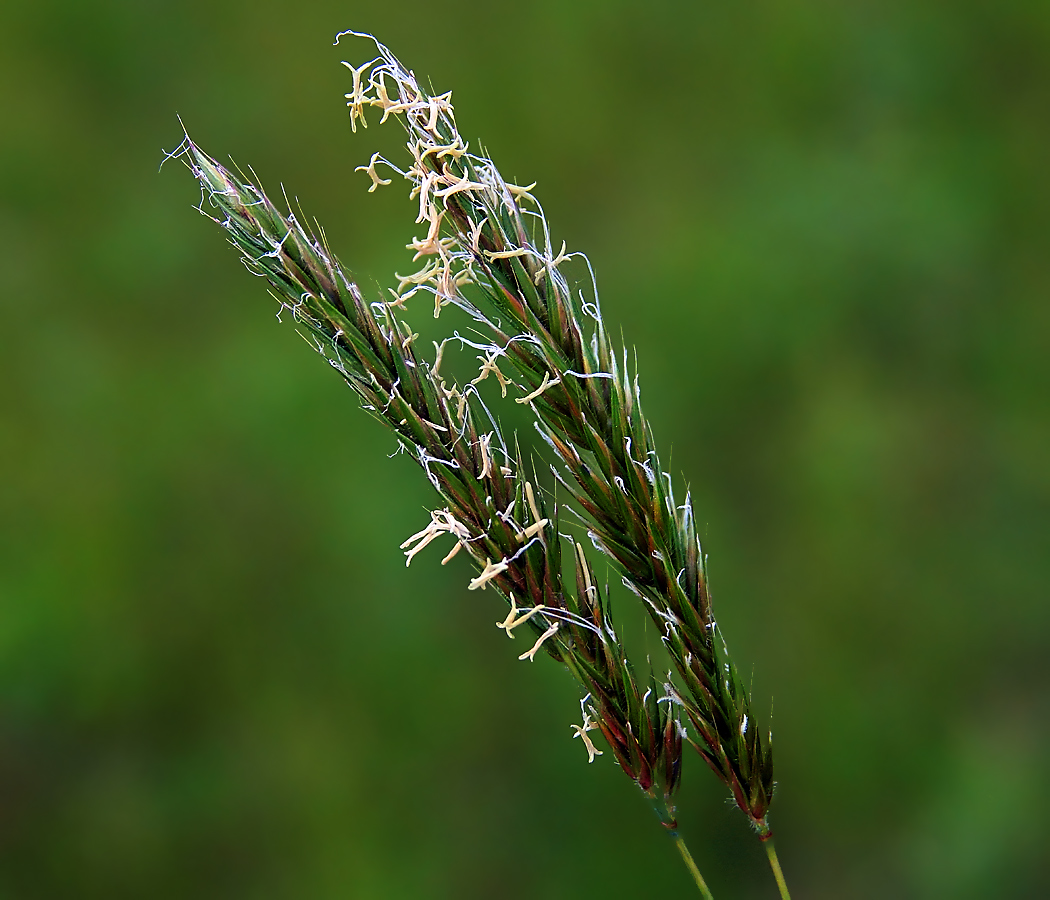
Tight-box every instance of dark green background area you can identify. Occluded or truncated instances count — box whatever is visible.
[1,1,1048,897]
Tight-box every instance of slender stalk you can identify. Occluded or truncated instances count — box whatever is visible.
[763,839,791,900]
[674,834,715,900]
[648,791,714,898]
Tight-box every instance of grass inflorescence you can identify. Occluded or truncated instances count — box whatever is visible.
[168,30,790,898]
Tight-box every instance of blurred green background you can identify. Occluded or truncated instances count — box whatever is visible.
[1,1,1048,897]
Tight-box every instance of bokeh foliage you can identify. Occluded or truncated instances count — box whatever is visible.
[1,1,1048,897]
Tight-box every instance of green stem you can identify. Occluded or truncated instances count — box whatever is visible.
[763,838,791,900]
[648,793,714,898]
[673,832,715,900]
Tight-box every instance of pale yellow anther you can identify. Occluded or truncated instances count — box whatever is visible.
[434,258,460,318]
[431,339,448,379]
[385,288,408,309]
[419,138,466,161]
[534,241,569,284]
[441,382,467,424]
[506,181,537,206]
[516,372,561,404]
[408,140,429,174]
[401,331,419,350]
[401,508,471,567]
[434,170,487,200]
[407,209,453,262]
[370,78,412,123]
[570,721,604,763]
[415,172,438,224]
[403,98,431,126]
[515,518,549,543]
[496,593,546,639]
[437,139,468,160]
[424,92,454,134]
[341,60,375,132]
[467,217,486,253]
[524,481,542,528]
[470,349,511,398]
[485,247,533,261]
[394,259,439,294]
[575,541,596,603]
[355,152,392,192]
[454,263,474,288]
[441,541,462,565]
[370,79,393,115]
[477,432,493,480]
[518,622,559,662]
[468,557,509,591]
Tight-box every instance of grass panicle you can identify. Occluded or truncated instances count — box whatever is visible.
[331,31,778,843]
[170,28,795,897]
